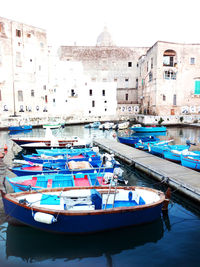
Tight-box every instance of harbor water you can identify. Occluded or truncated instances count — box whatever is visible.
[0,125,200,267]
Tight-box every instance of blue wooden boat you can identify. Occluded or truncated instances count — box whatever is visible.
[22,153,100,165]
[117,135,159,146]
[163,148,200,163]
[0,185,166,234]
[9,125,32,131]
[36,147,98,157]
[10,158,120,176]
[6,173,108,192]
[181,155,200,171]
[149,142,185,157]
[134,140,161,150]
[130,126,167,133]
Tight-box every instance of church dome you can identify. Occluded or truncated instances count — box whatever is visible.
[96,27,115,46]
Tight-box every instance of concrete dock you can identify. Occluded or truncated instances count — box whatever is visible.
[93,139,200,204]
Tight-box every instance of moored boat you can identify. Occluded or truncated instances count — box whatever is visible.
[181,155,200,171]
[0,185,166,234]
[130,126,167,133]
[117,135,159,146]
[163,148,200,163]
[6,172,109,192]
[9,125,32,131]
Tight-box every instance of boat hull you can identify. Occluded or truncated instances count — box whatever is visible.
[1,187,164,234]
[130,126,167,133]
[181,156,200,171]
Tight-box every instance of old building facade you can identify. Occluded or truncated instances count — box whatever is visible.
[137,41,200,116]
[58,27,148,118]
[0,16,48,117]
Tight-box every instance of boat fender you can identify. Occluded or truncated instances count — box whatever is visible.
[33,212,57,224]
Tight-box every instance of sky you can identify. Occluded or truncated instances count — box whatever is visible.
[0,0,200,47]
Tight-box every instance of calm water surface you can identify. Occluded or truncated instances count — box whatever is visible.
[0,125,199,267]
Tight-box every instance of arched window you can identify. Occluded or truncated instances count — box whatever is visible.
[163,50,177,67]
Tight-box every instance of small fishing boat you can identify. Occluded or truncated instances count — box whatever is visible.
[36,147,98,157]
[43,123,65,129]
[22,153,100,165]
[113,121,129,130]
[9,125,32,131]
[10,155,120,176]
[163,148,200,163]
[118,135,159,146]
[99,122,114,130]
[130,126,167,133]
[6,172,109,192]
[84,121,101,128]
[10,128,85,147]
[181,155,200,171]
[0,185,167,234]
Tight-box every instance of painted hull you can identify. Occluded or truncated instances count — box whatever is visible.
[22,154,100,165]
[118,136,159,146]
[9,125,32,131]
[36,148,96,156]
[163,149,200,163]
[1,186,165,234]
[181,156,200,171]
[7,173,106,192]
[150,144,189,157]
[11,165,116,176]
[130,126,167,133]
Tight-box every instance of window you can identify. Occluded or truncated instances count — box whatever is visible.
[125,78,129,82]
[163,50,176,67]
[92,100,95,107]
[16,29,21,37]
[45,95,48,103]
[18,90,23,101]
[114,78,117,82]
[102,90,105,96]
[149,72,153,82]
[136,78,138,89]
[125,93,128,101]
[151,58,153,69]
[16,52,22,67]
[43,85,46,90]
[71,89,75,96]
[27,33,31,38]
[89,89,92,96]
[163,95,166,101]
[128,62,132,67]
[190,57,195,65]
[31,90,34,97]
[164,70,176,80]
[173,94,177,106]
[194,80,200,95]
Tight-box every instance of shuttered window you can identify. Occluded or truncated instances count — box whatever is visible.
[195,80,200,95]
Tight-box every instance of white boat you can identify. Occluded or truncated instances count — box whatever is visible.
[99,122,114,130]
[113,121,129,130]
[11,128,87,148]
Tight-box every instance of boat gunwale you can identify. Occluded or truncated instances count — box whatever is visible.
[1,186,165,216]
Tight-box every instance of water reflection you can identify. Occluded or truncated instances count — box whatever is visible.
[6,219,164,264]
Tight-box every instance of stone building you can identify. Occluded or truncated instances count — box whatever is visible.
[58,27,148,118]
[0,16,48,117]
[137,41,200,116]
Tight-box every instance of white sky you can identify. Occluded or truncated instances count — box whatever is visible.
[1,0,200,47]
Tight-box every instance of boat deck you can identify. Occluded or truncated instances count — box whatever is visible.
[93,139,200,204]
